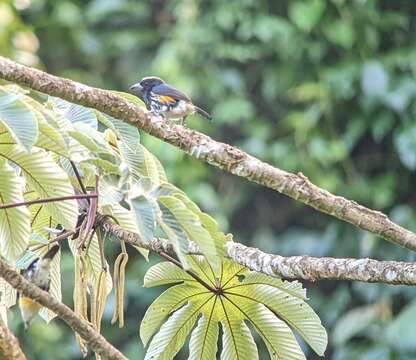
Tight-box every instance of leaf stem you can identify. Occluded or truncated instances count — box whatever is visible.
[159,251,218,293]
[0,194,97,210]
[70,160,88,197]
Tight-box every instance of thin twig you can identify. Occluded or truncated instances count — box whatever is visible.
[70,160,88,197]
[0,194,97,210]
[31,228,80,251]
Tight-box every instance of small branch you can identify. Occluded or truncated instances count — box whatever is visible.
[0,258,127,360]
[97,215,416,285]
[31,228,79,251]
[0,194,97,210]
[0,317,26,360]
[0,55,415,251]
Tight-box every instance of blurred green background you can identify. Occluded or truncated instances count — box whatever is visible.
[2,0,416,359]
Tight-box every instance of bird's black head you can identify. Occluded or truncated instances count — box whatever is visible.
[130,76,165,95]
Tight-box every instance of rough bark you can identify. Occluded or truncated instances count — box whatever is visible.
[0,56,415,251]
[0,317,26,360]
[98,215,416,285]
[0,258,127,360]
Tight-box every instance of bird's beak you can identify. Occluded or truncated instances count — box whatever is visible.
[130,83,143,92]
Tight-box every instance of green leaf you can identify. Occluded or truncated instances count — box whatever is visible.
[0,160,30,261]
[83,158,121,175]
[130,195,156,244]
[289,0,325,32]
[0,145,78,229]
[159,202,191,269]
[110,90,145,108]
[0,89,38,151]
[144,302,200,360]
[232,283,327,356]
[221,312,259,360]
[143,262,194,288]
[385,299,416,352]
[189,312,219,360]
[159,196,221,273]
[332,304,379,346]
[49,97,98,129]
[97,112,140,151]
[238,302,306,360]
[142,257,326,359]
[140,283,205,347]
[35,111,69,157]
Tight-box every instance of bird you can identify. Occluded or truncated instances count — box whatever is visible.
[130,76,211,124]
[19,244,60,328]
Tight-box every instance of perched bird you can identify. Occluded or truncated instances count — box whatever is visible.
[130,76,211,124]
[19,245,60,328]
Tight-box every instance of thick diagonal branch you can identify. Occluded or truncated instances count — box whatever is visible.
[0,55,415,251]
[0,317,26,360]
[0,258,127,360]
[98,215,416,285]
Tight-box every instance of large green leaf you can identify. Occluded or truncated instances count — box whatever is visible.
[141,258,327,359]
[0,160,30,261]
[140,284,207,347]
[0,145,78,229]
[0,89,38,151]
[130,195,156,244]
[158,202,191,269]
[159,196,222,273]
[144,302,200,360]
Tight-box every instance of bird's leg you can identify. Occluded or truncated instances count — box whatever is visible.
[181,116,188,126]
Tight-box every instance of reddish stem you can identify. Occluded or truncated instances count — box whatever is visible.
[0,194,97,210]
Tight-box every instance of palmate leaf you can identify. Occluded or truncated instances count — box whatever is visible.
[0,89,38,151]
[141,257,327,360]
[0,145,78,229]
[0,160,30,261]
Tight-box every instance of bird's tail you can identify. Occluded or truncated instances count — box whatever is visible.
[195,106,212,121]
[42,245,60,261]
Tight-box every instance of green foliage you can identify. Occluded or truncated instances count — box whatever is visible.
[2,0,416,358]
[142,257,327,359]
[0,83,324,359]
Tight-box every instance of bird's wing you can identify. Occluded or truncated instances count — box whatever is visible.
[152,83,192,103]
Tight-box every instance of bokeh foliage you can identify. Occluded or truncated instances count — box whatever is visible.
[2,0,416,358]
